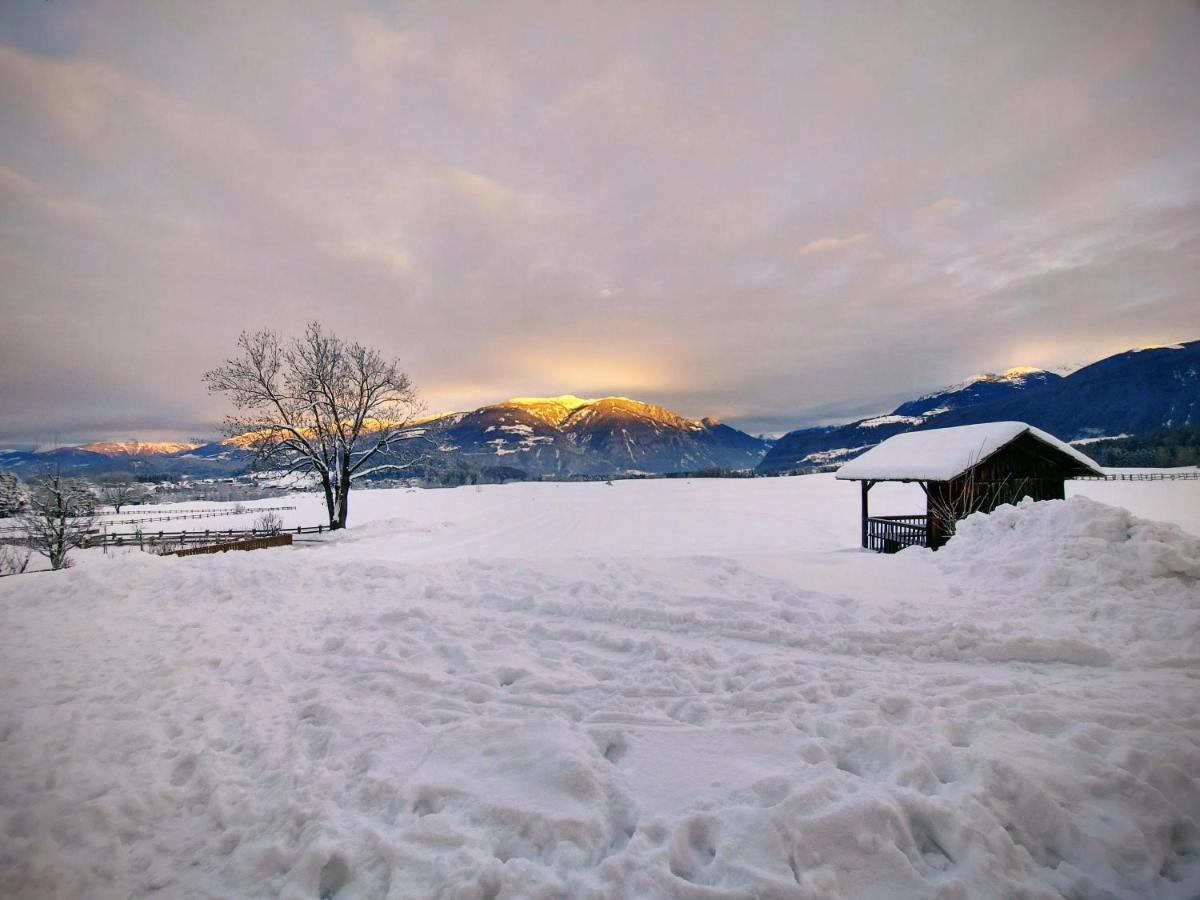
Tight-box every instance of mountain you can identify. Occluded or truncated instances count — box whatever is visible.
[759,367,1063,472]
[411,395,768,477]
[891,367,1062,418]
[0,395,768,481]
[78,440,203,456]
[918,342,1200,438]
[0,446,120,478]
[758,341,1200,473]
[0,440,250,480]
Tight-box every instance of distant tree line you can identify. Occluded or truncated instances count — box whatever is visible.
[1082,426,1200,468]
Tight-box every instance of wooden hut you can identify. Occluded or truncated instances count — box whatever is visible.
[836,422,1104,552]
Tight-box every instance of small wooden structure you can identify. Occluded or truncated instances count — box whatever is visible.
[836,422,1103,552]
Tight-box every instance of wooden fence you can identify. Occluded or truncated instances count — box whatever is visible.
[1075,472,1199,481]
[94,505,297,526]
[0,505,299,538]
[173,534,293,557]
[88,523,329,549]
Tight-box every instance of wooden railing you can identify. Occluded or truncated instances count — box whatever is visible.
[866,515,928,553]
[94,505,296,526]
[86,524,329,549]
[1073,472,1199,481]
[173,534,294,557]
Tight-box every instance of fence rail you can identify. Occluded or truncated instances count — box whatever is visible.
[0,505,299,536]
[1075,472,1199,481]
[866,515,928,553]
[87,524,328,549]
[94,505,297,526]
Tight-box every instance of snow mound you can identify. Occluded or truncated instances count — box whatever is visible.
[938,496,1200,665]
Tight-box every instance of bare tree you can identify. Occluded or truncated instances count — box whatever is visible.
[204,322,423,530]
[254,510,283,535]
[97,475,148,514]
[20,471,97,570]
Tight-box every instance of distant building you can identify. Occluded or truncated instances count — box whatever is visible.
[836,422,1104,552]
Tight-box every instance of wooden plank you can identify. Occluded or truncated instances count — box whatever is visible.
[173,534,293,557]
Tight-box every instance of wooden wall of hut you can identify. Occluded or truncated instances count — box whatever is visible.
[924,432,1073,547]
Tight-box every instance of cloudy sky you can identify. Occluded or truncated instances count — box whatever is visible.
[1,1,1197,443]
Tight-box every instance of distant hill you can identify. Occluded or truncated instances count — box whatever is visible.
[759,367,1063,472]
[758,341,1199,473]
[412,395,767,477]
[78,440,203,456]
[0,441,250,480]
[0,395,768,481]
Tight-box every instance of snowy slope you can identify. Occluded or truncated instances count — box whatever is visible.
[1,477,1198,899]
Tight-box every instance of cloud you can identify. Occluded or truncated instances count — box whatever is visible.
[445,167,539,217]
[800,232,870,254]
[0,1,1197,442]
[346,13,424,75]
[913,197,962,222]
[327,237,412,276]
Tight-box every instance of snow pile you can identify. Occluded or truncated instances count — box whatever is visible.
[937,496,1200,665]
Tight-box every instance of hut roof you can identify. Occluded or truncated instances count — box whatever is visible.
[835,421,1104,482]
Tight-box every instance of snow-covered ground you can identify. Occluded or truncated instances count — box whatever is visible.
[1,475,1198,898]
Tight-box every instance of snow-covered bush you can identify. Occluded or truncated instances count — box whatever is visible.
[0,471,27,517]
[0,543,31,576]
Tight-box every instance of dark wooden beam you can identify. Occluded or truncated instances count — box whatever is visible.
[860,480,874,549]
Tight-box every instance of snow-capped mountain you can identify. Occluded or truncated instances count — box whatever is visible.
[919,341,1199,438]
[412,395,767,477]
[78,440,203,456]
[0,396,768,480]
[891,367,1062,418]
[759,341,1199,473]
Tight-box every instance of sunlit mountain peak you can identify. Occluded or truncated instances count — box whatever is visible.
[78,440,203,456]
[506,395,599,410]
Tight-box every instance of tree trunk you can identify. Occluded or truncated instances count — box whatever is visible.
[320,473,338,530]
[335,463,351,530]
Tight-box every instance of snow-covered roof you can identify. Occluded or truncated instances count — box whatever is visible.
[835,421,1104,482]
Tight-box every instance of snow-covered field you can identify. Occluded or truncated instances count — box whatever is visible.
[1,475,1198,898]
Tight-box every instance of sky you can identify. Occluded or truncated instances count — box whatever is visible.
[1,1,1198,444]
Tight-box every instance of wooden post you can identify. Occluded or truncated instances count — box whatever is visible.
[860,480,873,549]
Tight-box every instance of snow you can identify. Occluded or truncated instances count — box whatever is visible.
[1,476,1198,899]
[922,367,1048,399]
[507,395,598,410]
[998,366,1048,377]
[858,415,925,428]
[836,421,1104,482]
[1071,433,1132,445]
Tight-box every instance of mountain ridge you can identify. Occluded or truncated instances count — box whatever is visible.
[759,341,1199,473]
[5,340,1195,480]
[0,395,767,480]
